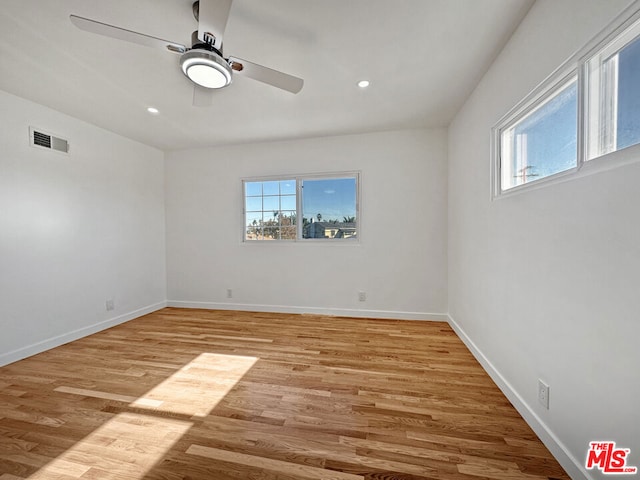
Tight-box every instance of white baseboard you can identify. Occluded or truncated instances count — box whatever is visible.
[0,301,167,367]
[447,314,590,480]
[166,300,448,322]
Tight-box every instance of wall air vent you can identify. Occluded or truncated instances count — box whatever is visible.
[29,126,69,154]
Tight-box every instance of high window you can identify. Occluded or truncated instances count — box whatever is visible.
[500,76,578,191]
[586,18,640,159]
[243,173,359,242]
[494,5,640,196]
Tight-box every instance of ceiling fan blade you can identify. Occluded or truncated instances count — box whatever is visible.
[197,0,233,51]
[228,56,303,94]
[192,86,214,107]
[70,15,187,54]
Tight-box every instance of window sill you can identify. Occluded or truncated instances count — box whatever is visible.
[493,141,640,200]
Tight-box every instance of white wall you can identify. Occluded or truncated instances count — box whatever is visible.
[0,90,167,366]
[165,129,448,319]
[448,1,639,479]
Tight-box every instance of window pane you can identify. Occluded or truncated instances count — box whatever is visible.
[301,177,357,239]
[501,78,577,191]
[263,181,280,196]
[280,194,296,211]
[245,182,262,197]
[262,228,277,240]
[280,180,295,195]
[245,212,262,225]
[245,212,263,240]
[587,19,640,159]
[279,211,296,226]
[263,196,279,211]
[263,211,279,226]
[616,34,640,150]
[280,226,296,240]
[245,196,262,212]
[244,178,296,241]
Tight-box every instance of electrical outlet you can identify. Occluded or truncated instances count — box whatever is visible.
[538,379,549,409]
[226,288,233,299]
[106,299,114,311]
[358,291,366,302]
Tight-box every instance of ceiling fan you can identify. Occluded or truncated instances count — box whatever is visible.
[69,0,303,104]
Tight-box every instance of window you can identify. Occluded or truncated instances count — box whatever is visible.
[500,76,578,191]
[493,4,640,196]
[243,173,359,242]
[586,17,640,159]
[244,180,296,240]
[301,177,357,239]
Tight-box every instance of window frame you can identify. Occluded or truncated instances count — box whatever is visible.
[584,15,640,160]
[242,171,361,243]
[492,68,579,197]
[492,1,640,199]
[243,178,297,241]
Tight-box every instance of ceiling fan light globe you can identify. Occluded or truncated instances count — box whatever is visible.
[186,63,229,88]
[180,49,232,89]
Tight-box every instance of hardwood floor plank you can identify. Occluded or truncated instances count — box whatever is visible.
[0,308,569,479]
[0,473,26,480]
[186,444,364,480]
[53,386,162,407]
[457,462,552,480]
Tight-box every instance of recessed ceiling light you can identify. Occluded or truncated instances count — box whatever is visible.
[357,80,370,88]
[147,107,159,114]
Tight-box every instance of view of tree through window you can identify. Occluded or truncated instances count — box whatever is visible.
[244,175,358,241]
[245,180,296,240]
[301,177,357,239]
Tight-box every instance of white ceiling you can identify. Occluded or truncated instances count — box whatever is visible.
[0,0,533,151]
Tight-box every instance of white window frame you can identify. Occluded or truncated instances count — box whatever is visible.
[492,1,640,199]
[492,68,579,197]
[585,15,640,160]
[242,171,361,243]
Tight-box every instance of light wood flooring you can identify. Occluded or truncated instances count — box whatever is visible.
[0,308,569,480]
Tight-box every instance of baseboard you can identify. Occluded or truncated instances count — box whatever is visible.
[447,314,590,480]
[0,301,167,367]
[166,300,448,322]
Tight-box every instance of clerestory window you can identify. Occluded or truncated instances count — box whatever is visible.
[493,5,640,196]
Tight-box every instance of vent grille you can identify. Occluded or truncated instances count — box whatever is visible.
[33,130,51,148]
[29,127,69,154]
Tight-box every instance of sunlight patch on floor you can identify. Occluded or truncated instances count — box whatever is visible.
[26,413,192,479]
[27,353,258,479]
[132,353,259,417]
